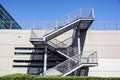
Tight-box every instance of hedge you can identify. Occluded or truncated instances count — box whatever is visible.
[0,73,120,80]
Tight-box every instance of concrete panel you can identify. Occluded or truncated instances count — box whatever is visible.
[0,57,10,63]
[0,34,12,44]
[12,68,28,71]
[0,64,10,70]
[89,58,120,77]
[0,45,11,56]
[0,71,9,76]
[83,45,120,58]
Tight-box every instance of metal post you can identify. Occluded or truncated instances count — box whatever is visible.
[43,21,46,37]
[75,29,81,76]
[56,20,58,29]
[80,8,82,18]
[10,21,12,29]
[103,22,106,30]
[68,14,70,23]
[92,8,94,18]
[33,21,36,29]
[43,46,47,76]
[115,22,118,30]
[77,29,81,55]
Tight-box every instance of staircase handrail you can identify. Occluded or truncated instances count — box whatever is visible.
[50,38,68,48]
[44,8,94,36]
[30,29,37,38]
[52,51,97,75]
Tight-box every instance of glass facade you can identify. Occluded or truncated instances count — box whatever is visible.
[0,4,21,29]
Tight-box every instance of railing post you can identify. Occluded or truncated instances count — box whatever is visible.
[103,22,106,30]
[30,29,33,38]
[10,21,12,29]
[95,51,98,63]
[115,22,118,30]
[56,20,58,29]
[33,21,36,29]
[44,21,47,36]
[92,8,94,19]
[68,14,70,23]
[92,53,94,63]
[80,8,82,18]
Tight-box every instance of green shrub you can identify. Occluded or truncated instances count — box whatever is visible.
[0,73,120,80]
[0,73,34,80]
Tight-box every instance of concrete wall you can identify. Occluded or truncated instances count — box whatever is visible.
[0,30,120,77]
[84,30,120,77]
[0,30,33,76]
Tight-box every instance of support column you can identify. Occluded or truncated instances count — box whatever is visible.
[77,29,81,55]
[43,46,47,76]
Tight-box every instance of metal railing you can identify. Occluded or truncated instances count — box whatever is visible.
[30,29,37,39]
[44,8,94,35]
[30,21,120,39]
[48,37,71,48]
[1,21,120,30]
[30,29,46,39]
[90,21,120,30]
[47,40,78,57]
[29,8,94,39]
[53,51,97,75]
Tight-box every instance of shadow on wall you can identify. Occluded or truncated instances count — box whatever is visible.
[71,29,87,55]
[71,28,88,76]
[80,29,87,52]
[27,49,44,75]
[27,48,66,75]
[77,67,89,76]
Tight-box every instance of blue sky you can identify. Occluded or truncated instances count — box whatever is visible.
[0,0,120,29]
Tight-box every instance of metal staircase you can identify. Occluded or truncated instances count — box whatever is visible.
[29,8,97,76]
[45,51,98,76]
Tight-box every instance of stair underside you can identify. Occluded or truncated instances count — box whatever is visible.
[62,63,97,76]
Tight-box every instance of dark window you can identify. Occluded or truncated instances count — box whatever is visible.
[13,65,43,67]
[14,52,43,55]
[15,47,36,50]
[13,60,44,63]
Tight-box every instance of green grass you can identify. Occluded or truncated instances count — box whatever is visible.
[0,73,120,80]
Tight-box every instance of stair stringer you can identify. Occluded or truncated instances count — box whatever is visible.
[63,63,97,76]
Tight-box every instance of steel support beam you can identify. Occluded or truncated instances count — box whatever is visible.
[43,46,47,76]
[77,29,81,55]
